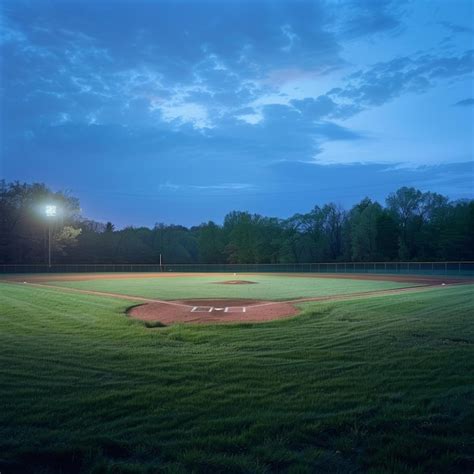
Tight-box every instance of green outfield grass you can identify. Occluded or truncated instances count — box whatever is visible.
[0,281,473,473]
[44,274,421,300]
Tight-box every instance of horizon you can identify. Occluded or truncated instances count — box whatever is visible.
[1,0,473,228]
[63,183,474,230]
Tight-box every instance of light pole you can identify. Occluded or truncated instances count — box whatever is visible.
[45,205,57,268]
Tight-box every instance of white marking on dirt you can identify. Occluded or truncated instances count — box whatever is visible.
[224,306,247,313]
[191,306,214,313]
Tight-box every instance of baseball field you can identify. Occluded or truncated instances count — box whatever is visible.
[1,272,473,473]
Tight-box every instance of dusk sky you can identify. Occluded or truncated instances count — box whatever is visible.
[1,0,473,228]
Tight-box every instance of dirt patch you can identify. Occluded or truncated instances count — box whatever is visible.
[128,299,299,325]
[216,280,257,285]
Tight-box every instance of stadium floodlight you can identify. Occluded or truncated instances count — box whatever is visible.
[45,205,58,268]
[45,205,57,217]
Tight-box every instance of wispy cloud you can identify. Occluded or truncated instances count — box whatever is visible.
[157,102,212,130]
[160,183,256,192]
[453,98,474,107]
[328,50,474,107]
[438,21,474,35]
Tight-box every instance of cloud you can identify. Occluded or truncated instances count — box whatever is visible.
[157,102,212,130]
[290,95,363,120]
[439,21,474,35]
[160,182,255,192]
[0,24,27,44]
[290,96,336,119]
[453,98,474,107]
[265,160,474,202]
[329,50,474,107]
[0,0,415,136]
[331,0,407,39]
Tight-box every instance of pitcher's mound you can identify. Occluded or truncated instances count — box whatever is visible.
[217,280,257,285]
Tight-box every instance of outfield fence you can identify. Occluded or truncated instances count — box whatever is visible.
[1,262,473,276]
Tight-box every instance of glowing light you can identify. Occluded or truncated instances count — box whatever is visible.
[45,205,57,217]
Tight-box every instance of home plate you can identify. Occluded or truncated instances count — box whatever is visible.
[215,308,224,311]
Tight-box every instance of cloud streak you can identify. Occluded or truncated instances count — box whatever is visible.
[453,98,474,107]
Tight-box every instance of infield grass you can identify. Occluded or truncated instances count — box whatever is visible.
[0,281,473,473]
[43,274,421,300]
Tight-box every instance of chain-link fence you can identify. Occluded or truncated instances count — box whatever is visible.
[1,262,473,275]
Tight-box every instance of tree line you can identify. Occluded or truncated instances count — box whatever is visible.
[1,180,473,265]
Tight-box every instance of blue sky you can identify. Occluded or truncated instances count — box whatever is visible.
[1,0,473,227]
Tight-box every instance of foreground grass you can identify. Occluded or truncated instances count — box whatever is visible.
[0,283,473,473]
[45,274,419,300]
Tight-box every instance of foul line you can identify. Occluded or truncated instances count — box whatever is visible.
[1,280,194,308]
[248,283,456,308]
